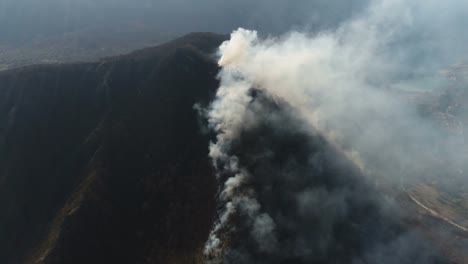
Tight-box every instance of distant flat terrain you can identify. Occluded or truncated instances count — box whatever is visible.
[0,21,175,71]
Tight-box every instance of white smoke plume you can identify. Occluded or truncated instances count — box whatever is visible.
[204,0,468,262]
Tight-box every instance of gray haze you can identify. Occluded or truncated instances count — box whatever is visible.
[0,0,368,45]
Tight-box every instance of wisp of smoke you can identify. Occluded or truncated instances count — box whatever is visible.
[204,0,468,263]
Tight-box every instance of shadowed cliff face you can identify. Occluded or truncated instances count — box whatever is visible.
[0,33,227,264]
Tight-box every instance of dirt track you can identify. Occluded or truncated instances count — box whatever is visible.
[408,193,468,233]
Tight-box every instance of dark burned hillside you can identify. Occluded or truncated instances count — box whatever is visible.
[0,33,227,264]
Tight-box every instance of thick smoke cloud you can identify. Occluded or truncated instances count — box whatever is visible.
[204,0,468,263]
[206,91,445,263]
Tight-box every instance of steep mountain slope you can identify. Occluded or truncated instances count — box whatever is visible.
[0,31,465,264]
[0,32,226,264]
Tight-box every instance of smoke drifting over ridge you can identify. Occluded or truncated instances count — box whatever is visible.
[204,0,468,263]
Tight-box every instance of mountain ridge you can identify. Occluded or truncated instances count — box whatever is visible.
[0,32,227,264]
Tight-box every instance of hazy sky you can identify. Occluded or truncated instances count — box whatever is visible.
[0,0,368,45]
